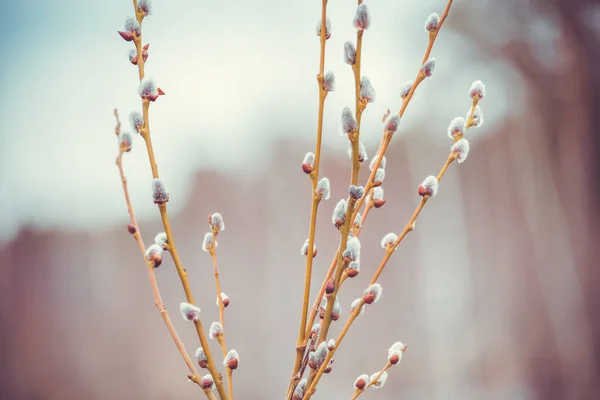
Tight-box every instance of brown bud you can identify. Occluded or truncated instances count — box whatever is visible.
[363,292,376,305]
[346,267,359,278]
[200,376,213,390]
[302,163,313,174]
[373,199,386,208]
[354,377,367,390]
[325,278,335,294]
[198,360,207,369]
[130,56,138,65]
[150,253,163,268]
[389,352,401,365]
[157,87,166,96]
[324,365,332,373]
[226,358,238,370]
[418,185,431,197]
[118,31,135,41]
[222,297,230,308]
[331,310,340,321]
[373,180,383,188]
[308,359,317,370]
[127,224,137,234]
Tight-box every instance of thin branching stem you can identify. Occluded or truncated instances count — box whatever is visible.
[350,361,393,399]
[113,110,203,392]
[129,2,227,398]
[289,0,330,396]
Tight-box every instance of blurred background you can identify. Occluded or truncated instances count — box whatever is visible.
[1,0,599,399]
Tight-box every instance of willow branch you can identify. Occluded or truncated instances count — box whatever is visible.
[129,2,227,398]
[113,110,204,392]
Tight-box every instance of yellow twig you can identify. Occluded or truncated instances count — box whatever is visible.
[129,2,227,398]
[113,110,203,390]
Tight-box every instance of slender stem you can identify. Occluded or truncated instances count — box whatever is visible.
[129,4,227,399]
[289,0,329,394]
[113,110,204,393]
[210,244,234,400]
[303,302,364,399]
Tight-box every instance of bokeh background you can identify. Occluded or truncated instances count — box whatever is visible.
[1,0,599,399]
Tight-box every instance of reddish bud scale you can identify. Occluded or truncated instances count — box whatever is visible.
[325,278,335,294]
[200,377,213,390]
[355,377,368,390]
[346,267,359,278]
[373,180,383,188]
[222,298,230,308]
[198,360,207,369]
[363,293,376,304]
[127,224,137,234]
[226,358,238,370]
[150,253,162,268]
[302,163,313,174]
[373,199,386,208]
[118,31,135,42]
[389,352,401,365]
[418,185,430,197]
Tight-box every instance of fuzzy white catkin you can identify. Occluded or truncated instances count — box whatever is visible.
[303,152,315,167]
[210,213,225,231]
[223,349,239,367]
[129,111,143,133]
[360,76,376,103]
[470,105,484,127]
[152,178,169,203]
[351,298,365,315]
[209,322,223,338]
[420,176,439,196]
[470,80,486,99]
[154,232,167,248]
[400,80,414,99]
[138,0,152,14]
[370,371,388,389]
[353,4,371,30]
[332,199,347,225]
[421,58,436,77]
[425,13,440,32]
[138,76,157,97]
[370,155,386,171]
[451,138,470,163]
[202,232,217,252]
[323,70,335,92]
[381,232,398,249]
[344,41,356,65]
[364,283,383,303]
[342,107,358,134]
[447,117,467,139]
[124,17,140,34]
[180,302,201,321]
[316,178,331,200]
[372,187,384,200]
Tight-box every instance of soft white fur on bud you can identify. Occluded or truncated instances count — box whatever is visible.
[301,239,317,256]
[372,187,384,200]
[419,175,439,197]
[200,374,214,390]
[421,58,436,77]
[470,106,484,127]
[209,322,223,339]
[384,114,400,133]
[151,178,169,203]
[332,198,348,227]
[154,232,168,249]
[353,4,371,30]
[389,341,407,354]
[303,152,315,168]
[138,0,152,15]
[202,232,217,252]
[311,323,321,337]
[344,41,357,65]
[452,138,470,164]
[370,371,388,389]
[347,260,360,275]
[374,168,385,186]
[316,177,331,200]
[316,18,332,39]
[332,296,342,320]
[364,283,383,304]
[447,117,467,139]
[344,236,361,261]
[327,339,336,350]
[351,298,365,315]
[180,302,201,321]
[381,232,398,249]
[370,155,386,171]
[138,76,157,97]
[210,213,225,231]
[129,111,144,133]
[323,71,336,92]
[124,17,140,34]
[195,347,207,362]
[348,142,368,163]
[349,185,365,200]
[469,80,486,100]
[353,212,362,229]
[223,349,239,369]
[216,292,229,306]
[119,132,132,152]
[425,13,440,32]
[294,379,307,399]
[342,107,358,134]
[145,243,163,260]
[400,80,414,99]
[360,76,376,103]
